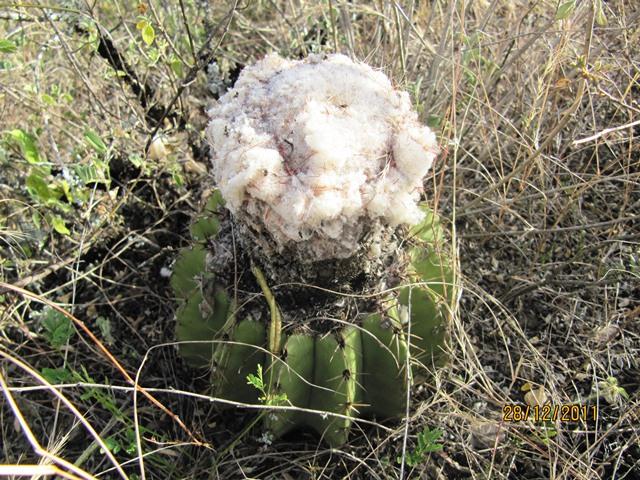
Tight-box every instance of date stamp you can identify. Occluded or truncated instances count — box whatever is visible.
[502,404,598,423]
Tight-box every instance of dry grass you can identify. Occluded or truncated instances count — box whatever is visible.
[1,0,638,478]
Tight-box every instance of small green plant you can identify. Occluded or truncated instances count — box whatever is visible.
[103,426,154,457]
[555,0,576,21]
[41,366,73,384]
[136,19,156,47]
[246,364,289,406]
[0,38,17,54]
[597,376,629,404]
[39,307,75,349]
[72,366,126,420]
[397,427,444,467]
[5,127,111,239]
[461,32,499,86]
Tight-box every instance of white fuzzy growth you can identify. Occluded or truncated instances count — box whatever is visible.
[206,53,439,259]
[393,126,438,179]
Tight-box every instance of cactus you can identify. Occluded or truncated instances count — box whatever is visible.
[172,193,453,446]
[172,53,454,446]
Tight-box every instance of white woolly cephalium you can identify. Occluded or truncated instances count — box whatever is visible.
[206,53,438,260]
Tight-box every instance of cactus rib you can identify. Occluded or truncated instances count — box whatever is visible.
[213,318,266,403]
[360,313,409,418]
[307,327,362,447]
[264,334,315,438]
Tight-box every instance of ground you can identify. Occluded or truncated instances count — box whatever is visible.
[0,1,638,479]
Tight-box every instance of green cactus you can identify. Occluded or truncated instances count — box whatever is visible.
[172,192,454,447]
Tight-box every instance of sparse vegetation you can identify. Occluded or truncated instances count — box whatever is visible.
[1,1,638,479]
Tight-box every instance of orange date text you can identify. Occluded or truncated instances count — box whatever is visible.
[502,404,598,422]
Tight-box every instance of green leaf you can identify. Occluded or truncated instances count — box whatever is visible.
[416,427,444,453]
[619,386,630,400]
[268,392,289,406]
[171,168,184,187]
[103,437,121,455]
[204,190,225,213]
[31,210,42,230]
[84,130,107,154]
[426,114,441,129]
[128,154,145,168]
[41,367,72,383]
[40,307,74,349]
[555,0,576,20]
[147,46,160,63]
[0,39,17,54]
[26,172,53,202]
[142,23,155,46]
[42,93,56,106]
[10,129,43,164]
[397,427,444,466]
[170,58,183,78]
[96,316,115,345]
[599,377,630,403]
[246,364,265,391]
[74,162,110,186]
[190,215,220,242]
[124,429,138,455]
[51,215,70,235]
[50,179,73,203]
[594,0,607,26]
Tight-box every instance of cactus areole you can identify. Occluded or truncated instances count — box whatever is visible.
[172,54,454,446]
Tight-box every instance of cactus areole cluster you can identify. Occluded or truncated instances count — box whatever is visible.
[172,54,453,446]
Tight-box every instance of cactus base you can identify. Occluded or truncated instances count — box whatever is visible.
[172,192,454,446]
